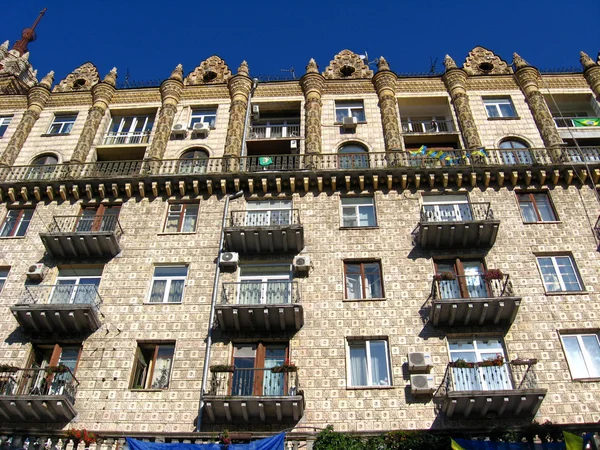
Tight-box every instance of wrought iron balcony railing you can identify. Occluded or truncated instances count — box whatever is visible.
[23,284,103,309]
[401,119,455,133]
[431,274,513,300]
[553,117,600,128]
[221,281,300,305]
[247,124,300,139]
[420,202,493,223]
[227,209,301,227]
[0,366,79,404]
[46,214,123,236]
[208,367,299,397]
[102,131,151,145]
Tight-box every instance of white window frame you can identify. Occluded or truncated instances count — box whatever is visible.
[190,109,217,129]
[52,269,102,304]
[0,209,34,237]
[421,194,473,222]
[0,116,12,138]
[335,101,366,122]
[536,255,583,292]
[163,203,199,233]
[560,333,600,379]
[148,265,188,304]
[238,264,292,305]
[106,114,154,144]
[245,200,292,226]
[346,338,391,387]
[47,114,77,135]
[483,97,517,118]
[341,197,377,227]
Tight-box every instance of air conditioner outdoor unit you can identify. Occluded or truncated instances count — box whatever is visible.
[293,255,311,272]
[171,124,187,137]
[410,374,435,395]
[290,140,298,150]
[26,263,48,281]
[191,122,210,138]
[342,116,358,129]
[219,252,239,268]
[408,352,433,373]
[252,104,260,119]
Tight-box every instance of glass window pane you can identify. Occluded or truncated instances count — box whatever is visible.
[167,279,185,303]
[581,336,600,377]
[154,266,188,277]
[150,280,167,302]
[369,341,389,386]
[499,103,516,117]
[533,194,556,221]
[345,273,362,299]
[363,263,382,298]
[538,257,561,291]
[349,344,367,386]
[486,105,499,118]
[563,336,588,378]
[555,257,581,291]
[151,346,174,389]
[336,110,346,122]
[520,202,538,223]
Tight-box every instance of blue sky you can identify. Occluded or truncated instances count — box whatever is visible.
[4,0,599,85]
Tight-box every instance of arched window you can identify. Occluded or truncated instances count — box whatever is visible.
[498,138,532,165]
[178,148,209,174]
[338,143,369,169]
[31,154,59,165]
[27,154,59,180]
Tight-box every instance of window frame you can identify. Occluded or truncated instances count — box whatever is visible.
[434,258,490,299]
[483,97,517,118]
[47,114,77,135]
[516,191,558,223]
[189,109,217,129]
[0,267,9,293]
[536,255,584,293]
[163,203,199,233]
[346,338,392,388]
[340,197,377,228]
[343,260,384,300]
[130,342,175,390]
[560,333,600,380]
[335,100,366,123]
[147,265,188,304]
[230,342,290,395]
[0,116,12,138]
[0,209,34,237]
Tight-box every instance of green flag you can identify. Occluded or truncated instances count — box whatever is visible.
[573,118,600,127]
[258,156,273,166]
[563,431,583,450]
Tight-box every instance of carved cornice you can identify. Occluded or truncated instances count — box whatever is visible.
[323,79,375,95]
[463,46,513,75]
[181,85,230,100]
[323,50,373,80]
[112,89,161,104]
[396,78,446,93]
[53,62,99,93]
[186,56,232,85]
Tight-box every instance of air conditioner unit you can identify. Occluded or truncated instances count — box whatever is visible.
[26,263,48,281]
[408,352,433,373]
[342,116,358,129]
[290,140,298,150]
[191,122,210,138]
[252,104,260,120]
[293,255,311,272]
[219,252,239,268]
[171,124,187,137]
[410,374,435,395]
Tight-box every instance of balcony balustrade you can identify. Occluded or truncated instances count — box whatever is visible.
[0,367,78,422]
[437,360,547,418]
[402,119,455,133]
[247,124,300,140]
[11,284,102,334]
[217,281,303,331]
[204,367,303,423]
[224,209,303,254]
[553,117,600,128]
[102,130,151,146]
[430,274,520,326]
[416,202,500,248]
[39,214,123,258]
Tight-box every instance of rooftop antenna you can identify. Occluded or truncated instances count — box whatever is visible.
[429,57,439,75]
[358,51,379,67]
[12,7,47,56]
[280,67,296,79]
[125,68,131,87]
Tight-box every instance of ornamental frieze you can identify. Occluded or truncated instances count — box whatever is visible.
[463,46,513,76]
[186,56,232,85]
[53,62,100,93]
[323,50,373,80]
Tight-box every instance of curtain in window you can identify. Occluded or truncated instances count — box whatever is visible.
[239,282,261,304]
[151,347,173,389]
[463,263,486,298]
[345,271,362,300]
[364,264,382,299]
[0,213,17,237]
[265,281,290,304]
[150,280,166,303]
[369,341,389,386]
[168,280,184,303]
[534,195,555,221]
[262,350,285,396]
[182,214,197,232]
[519,201,538,223]
[349,345,368,386]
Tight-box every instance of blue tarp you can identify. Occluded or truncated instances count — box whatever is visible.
[126,434,285,450]
[454,439,566,450]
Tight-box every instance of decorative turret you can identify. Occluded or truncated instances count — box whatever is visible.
[104,67,118,87]
[11,8,46,56]
[301,58,326,155]
[38,71,54,90]
[512,52,529,70]
[580,51,596,70]
[580,51,600,101]
[372,55,402,152]
[443,55,457,70]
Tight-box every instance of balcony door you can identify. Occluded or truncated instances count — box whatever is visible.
[422,195,473,222]
[107,115,154,144]
[238,265,291,305]
[435,259,488,299]
[245,200,292,226]
[231,344,287,396]
[448,339,511,391]
[50,268,102,305]
[25,345,80,395]
[76,205,120,233]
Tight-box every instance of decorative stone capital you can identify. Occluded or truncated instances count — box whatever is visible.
[305,58,319,74]
[300,71,325,99]
[443,66,468,96]
[228,73,252,99]
[372,70,397,97]
[160,67,184,106]
[580,51,597,70]
[444,55,457,70]
[27,83,52,110]
[91,81,116,107]
[513,53,530,70]
[38,70,54,90]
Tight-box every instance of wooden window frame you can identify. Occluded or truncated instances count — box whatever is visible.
[130,342,175,390]
[0,209,33,237]
[163,203,199,233]
[230,343,289,396]
[435,258,489,299]
[343,260,384,300]
[78,204,121,232]
[516,191,558,223]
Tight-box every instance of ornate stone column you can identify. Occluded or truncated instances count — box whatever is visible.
[442,55,482,150]
[372,57,402,153]
[513,53,563,149]
[147,64,184,161]
[224,61,253,158]
[580,51,600,102]
[0,71,53,166]
[300,59,325,156]
[70,68,117,163]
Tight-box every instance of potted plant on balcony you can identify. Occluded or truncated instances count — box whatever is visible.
[0,364,19,373]
[271,359,297,373]
[449,358,476,369]
[433,272,456,282]
[483,269,504,281]
[478,354,504,367]
[45,363,70,375]
[209,364,235,373]
[65,428,99,448]
[219,430,232,449]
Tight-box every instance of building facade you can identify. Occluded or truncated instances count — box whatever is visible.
[1,22,600,447]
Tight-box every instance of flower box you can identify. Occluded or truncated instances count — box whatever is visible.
[434,272,456,282]
[209,364,235,373]
[483,269,504,281]
[271,364,297,373]
[0,364,19,373]
[45,364,70,375]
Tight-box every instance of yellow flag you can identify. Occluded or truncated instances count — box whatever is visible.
[451,438,466,450]
[564,431,583,450]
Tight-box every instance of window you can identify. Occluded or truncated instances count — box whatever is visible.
[190,109,217,129]
[164,203,198,233]
[344,261,383,300]
[25,154,60,180]
[335,101,365,122]
[0,209,33,237]
[0,116,12,137]
[435,258,489,299]
[51,268,102,305]
[483,97,517,118]
[231,343,290,396]
[422,194,472,223]
[149,266,187,303]
[341,197,376,227]
[131,343,175,389]
[338,143,369,169]
[517,192,557,222]
[76,205,120,232]
[237,265,292,305]
[561,333,600,379]
[448,338,511,390]
[347,339,391,387]
[47,114,77,135]
[178,149,209,174]
[498,139,532,164]
[537,256,583,292]
[0,268,8,293]
[26,344,80,396]
[245,200,292,226]
[105,114,155,145]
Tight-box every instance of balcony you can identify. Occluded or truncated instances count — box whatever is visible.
[11,284,102,334]
[416,203,500,248]
[0,367,78,422]
[217,281,303,332]
[224,210,303,254]
[247,124,300,140]
[437,360,546,418]
[203,367,303,423]
[402,119,455,134]
[429,274,521,326]
[102,130,151,146]
[39,215,123,258]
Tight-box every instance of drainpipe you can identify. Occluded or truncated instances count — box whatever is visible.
[196,190,244,432]
[240,78,259,158]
